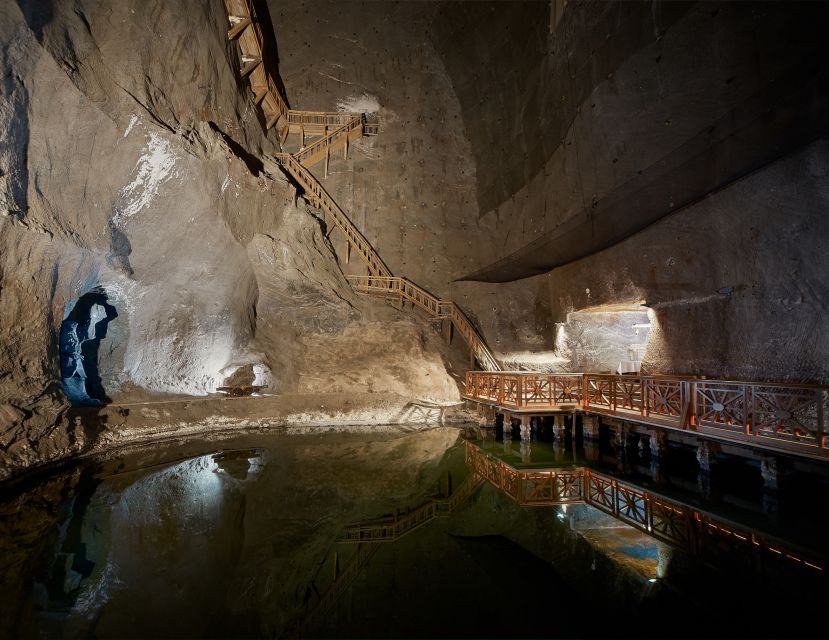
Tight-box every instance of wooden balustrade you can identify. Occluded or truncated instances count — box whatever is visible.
[271,153,392,277]
[464,441,824,573]
[463,372,829,459]
[293,116,360,163]
[337,475,483,543]
[347,276,500,372]
[286,111,359,126]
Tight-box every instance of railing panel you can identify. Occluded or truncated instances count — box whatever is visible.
[615,483,649,530]
[555,471,584,502]
[694,382,749,434]
[646,379,685,419]
[613,377,644,413]
[649,498,691,549]
[522,471,556,504]
[501,376,521,408]
[585,474,615,514]
[750,385,826,447]
[585,375,613,409]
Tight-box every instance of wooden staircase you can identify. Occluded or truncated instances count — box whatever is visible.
[223,0,501,372]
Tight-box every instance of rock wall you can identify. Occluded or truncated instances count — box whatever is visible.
[268,0,499,298]
[430,0,829,381]
[0,1,462,479]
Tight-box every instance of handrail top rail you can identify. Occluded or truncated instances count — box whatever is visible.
[287,109,361,120]
[466,370,829,391]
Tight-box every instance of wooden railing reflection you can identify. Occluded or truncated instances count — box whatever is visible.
[464,441,824,574]
[336,475,484,543]
[464,372,828,458]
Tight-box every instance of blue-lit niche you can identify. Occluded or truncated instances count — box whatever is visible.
[59,288,118,406]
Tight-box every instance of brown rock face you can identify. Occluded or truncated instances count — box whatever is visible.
[0,1,461,479]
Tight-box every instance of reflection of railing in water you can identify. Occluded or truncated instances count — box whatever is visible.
[295,473,483,634]
[222,0,501,372]
[336,474,484,543]
[464,371,829,459]
[464,440,824,575]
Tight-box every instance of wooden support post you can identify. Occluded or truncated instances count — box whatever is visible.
[324,145,330,179]
[344,135,349,160]
[345,238,351,264]
[553,414,566,442]
[300,124,305,148]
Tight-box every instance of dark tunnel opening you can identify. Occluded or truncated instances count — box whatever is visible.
[59,288,118,406]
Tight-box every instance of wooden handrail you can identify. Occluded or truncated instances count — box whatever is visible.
[347,276,501,372]
[287,110,360,126]
[337,474,483,543]
[462,371,829,459]
[271,154,392,277]
[293,115,362,165]
[223,0,290,130]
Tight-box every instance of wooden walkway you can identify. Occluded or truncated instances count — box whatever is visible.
[464,440,824,576]
[223,0,500,372]
[464,371,829,460]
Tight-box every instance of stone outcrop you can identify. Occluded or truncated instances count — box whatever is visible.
[0,1,461,479]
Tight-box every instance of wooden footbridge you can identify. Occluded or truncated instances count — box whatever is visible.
[464,371,829,460]
[223,0,500,372]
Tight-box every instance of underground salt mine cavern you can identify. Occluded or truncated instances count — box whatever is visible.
[1,0,828,637]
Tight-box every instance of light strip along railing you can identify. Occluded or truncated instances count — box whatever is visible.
[271,153,392,278]
[463,371,829,459]
[464,441,824,574]
[347,275,501,372]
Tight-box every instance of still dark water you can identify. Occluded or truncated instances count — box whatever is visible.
[0,426,827,638]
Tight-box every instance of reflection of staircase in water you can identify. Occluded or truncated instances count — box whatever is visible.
[222,0,500,372]
[293,474,484,634]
